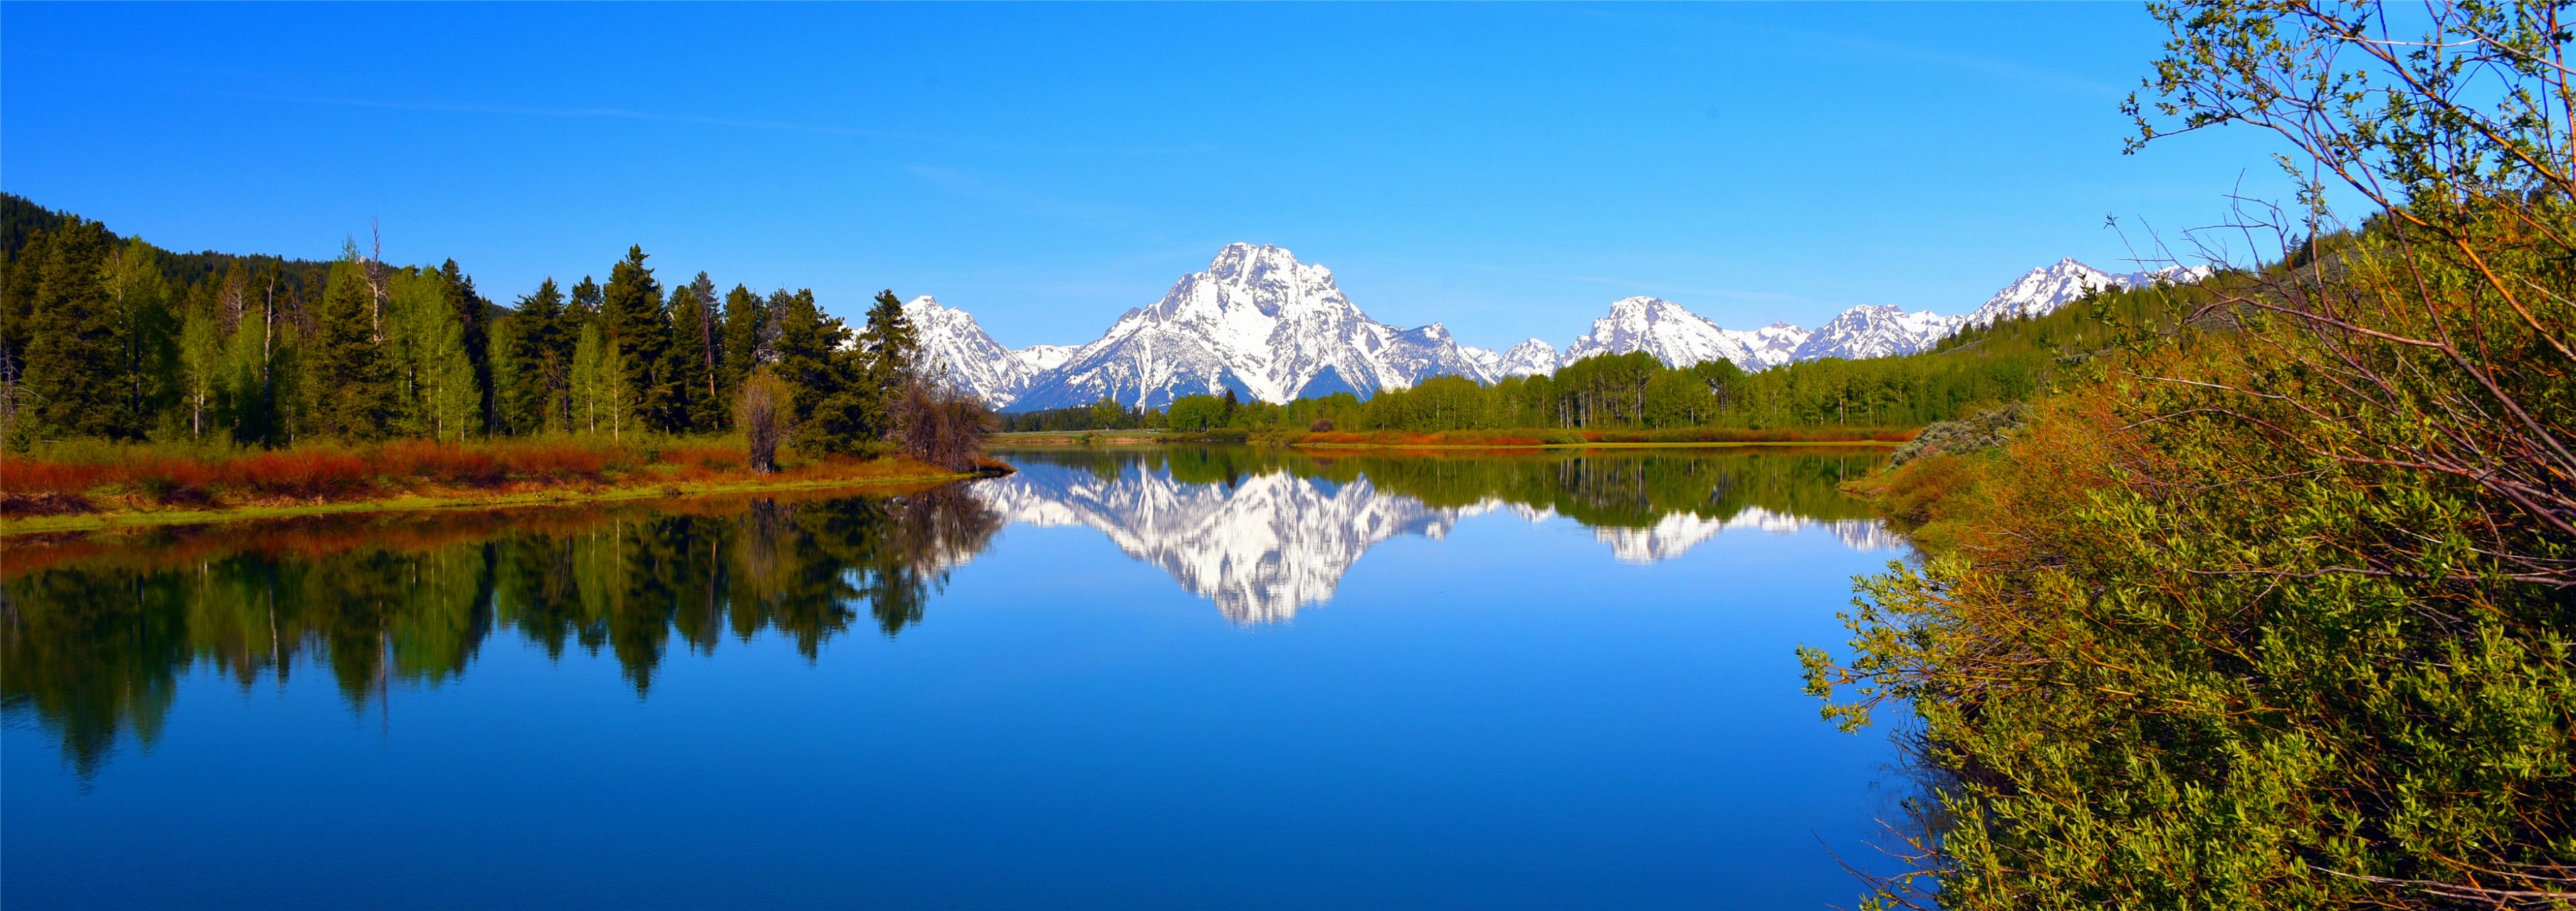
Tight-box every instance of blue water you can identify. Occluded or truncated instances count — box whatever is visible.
[4,448,1914,908]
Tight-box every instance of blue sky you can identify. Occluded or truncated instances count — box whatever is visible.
[3,2,2297,351]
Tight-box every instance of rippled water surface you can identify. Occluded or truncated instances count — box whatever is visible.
[4,446,1914,909]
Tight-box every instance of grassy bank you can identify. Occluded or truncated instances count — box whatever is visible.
[0,438,1002,535]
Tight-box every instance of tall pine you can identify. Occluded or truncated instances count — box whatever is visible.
[310,243,395,440]
[19,218,131,440]
[597,246,670,432]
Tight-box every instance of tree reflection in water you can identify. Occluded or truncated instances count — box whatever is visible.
[0,485,1000,777]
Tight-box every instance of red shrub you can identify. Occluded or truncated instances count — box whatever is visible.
[494,441,617,480]
[226,450,372,497]
[0,459,122,495]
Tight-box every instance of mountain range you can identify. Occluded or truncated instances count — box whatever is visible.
[908,243,2212,411]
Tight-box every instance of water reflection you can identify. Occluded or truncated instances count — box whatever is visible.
[1,446,1893,775]
[980,447,1901,623]
[1,488,998,776]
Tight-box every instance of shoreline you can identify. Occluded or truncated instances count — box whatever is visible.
[0,470,988,537]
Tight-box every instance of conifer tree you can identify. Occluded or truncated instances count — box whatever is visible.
[598,246,670,431]
[310,243,395,440]
[438,259,493,433]
[20,218,130,440]
[859,290,919,396]
[568,276,602,325]
[716,284,765,428]
[665,280,716,433]
[503,278,570,434]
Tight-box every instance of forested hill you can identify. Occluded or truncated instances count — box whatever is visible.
[0,194,921,455]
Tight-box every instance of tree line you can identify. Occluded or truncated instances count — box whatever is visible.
[0,194,937,460]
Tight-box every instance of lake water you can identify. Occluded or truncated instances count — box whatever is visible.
[4,446,1917,909]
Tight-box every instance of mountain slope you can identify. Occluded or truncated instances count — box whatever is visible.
[1960,258,2214,329]
[1791,305,1962,361]
[906,295,1042,406]
[1010,243,1494,411]
[1561,296,1764,370]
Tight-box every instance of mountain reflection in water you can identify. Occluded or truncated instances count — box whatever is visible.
[980,447,1901,623]
[0,446,1892,776]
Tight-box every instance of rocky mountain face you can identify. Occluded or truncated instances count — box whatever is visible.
[1561,296,1761,372]
[1790,305,1963,362]
[1008,243,1495,411]
[908,248,2211,410]
[1958,258,2217,330]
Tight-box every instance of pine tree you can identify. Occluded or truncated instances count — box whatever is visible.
[716,284,765,428]
[503,278,570,434]
[859,289,919,395]
[568,276,602,324]
[598,246,670,431]
[20,218,131,440]
[439,259,494,434]
[106,238,177,437]
[310,243,395,440]
[665,279,716,433]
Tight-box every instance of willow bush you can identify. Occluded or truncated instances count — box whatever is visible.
[1803,1,2575,907]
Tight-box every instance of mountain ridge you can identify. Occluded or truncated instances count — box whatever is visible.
[904,245,2210,410]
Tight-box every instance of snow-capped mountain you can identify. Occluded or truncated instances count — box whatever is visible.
[1010,243,1495,411]
[1476,338,1562,377]
[904,250,2217,409]
[906,295,1044,407]
[904,296,1094,408]
[1791,305,1964,361]
[1959,258,2215,330]
[1562,296,1766,371]
[1723,322,1813,369]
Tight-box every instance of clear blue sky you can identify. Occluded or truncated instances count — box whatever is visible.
[2,2,2296,351]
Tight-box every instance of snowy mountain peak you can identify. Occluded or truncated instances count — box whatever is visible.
[907,253,2216,410]
[1007,243,1495,411]
[1791,305,1963,362]
[1961,258,2211,330]
[1564,296,1763,371]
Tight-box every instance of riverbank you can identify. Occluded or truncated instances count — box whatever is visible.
[0,439,1005,536]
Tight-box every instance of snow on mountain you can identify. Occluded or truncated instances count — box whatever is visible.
[1791,305,1964,361]
[905,295,1044,407]
[1562,296,1764,371]
[974,457,1904,623]
[1959,258,2213,330]
[1722,322,1813,369]
[1009,243,1494,411]
[974,457,1457,623]
[1014,343,1077,374]
[1485,338,1562,376]
[906,253,2219,407]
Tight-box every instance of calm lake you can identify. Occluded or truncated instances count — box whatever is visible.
[4,446,1917,909]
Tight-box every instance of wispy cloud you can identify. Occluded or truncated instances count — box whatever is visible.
[201,89,1224,157]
